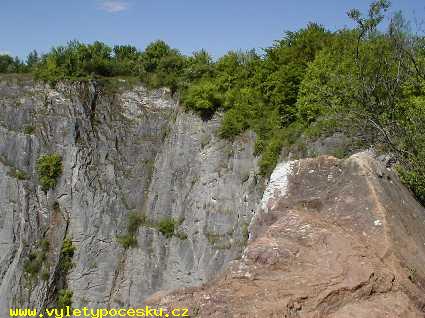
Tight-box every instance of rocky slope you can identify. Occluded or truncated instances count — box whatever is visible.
[0,76,262,315]
[147,153,425,317]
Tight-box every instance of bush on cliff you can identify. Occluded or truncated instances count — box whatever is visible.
[117,212,145,249]
[36,154,63,192]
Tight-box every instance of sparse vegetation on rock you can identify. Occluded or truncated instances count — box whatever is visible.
[117,212,145,249]
[23,239,50,281]
[57,289,73,309]
[59,239,75,273]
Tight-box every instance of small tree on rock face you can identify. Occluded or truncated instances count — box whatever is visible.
[117,212,145,249]
[59,239,75,272]
[36,154,63,192]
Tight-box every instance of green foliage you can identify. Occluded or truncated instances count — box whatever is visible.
[117,235,138,249]
[156,218,177,238]
[347,0,390,34]
[219,108,248,138]
[26,50,39,70]
[112,45,141,75]
[181,49,215,85]
[40,239,50,252]
[23,251,43,277]
[296,41,356,123]
[57,289,73,309]
[32,39,186,90]
[117,212,185,246]
[0,54,26,73]
[33,41,130,83]
[219,88,261,138]
[40,269,50,281]
[397,166,425,203]
[140,40,175,73]
[23,239,50,280]
[8,168,29,180]
[259,133,284,176]
[182,81,222,117]
[59,239,75,273]
[17,25,332,177]
[392,83,425,204]
[36,153,63,192]
[127,212,145,233]
[117,212,145,249]
[140,41,186,91]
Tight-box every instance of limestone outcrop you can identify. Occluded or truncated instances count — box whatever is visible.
[0,76,262,316]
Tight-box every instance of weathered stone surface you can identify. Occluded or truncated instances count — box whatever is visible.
[147,153,425,317]
[2,75,425,318]
[0,76,262,315]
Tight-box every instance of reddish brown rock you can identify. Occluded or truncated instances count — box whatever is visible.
[146,153,425,317]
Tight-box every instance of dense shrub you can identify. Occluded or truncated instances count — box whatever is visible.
[398,167,425,204]
[219,108,249,139]
[181,81,222,117]
[0,54,26,73]
[258,133,284,176]
[36,154,63,192]
[181,50,215,85]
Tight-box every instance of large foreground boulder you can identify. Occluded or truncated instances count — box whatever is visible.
[147,153,425,317]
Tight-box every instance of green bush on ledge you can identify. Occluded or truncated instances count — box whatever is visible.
[36,153,63,191]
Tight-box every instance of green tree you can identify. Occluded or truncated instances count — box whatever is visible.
[0,54,24,73]
[181,49,215,87]
[182,80,222,117]
[26,50,39,70]
[139,40,186,90]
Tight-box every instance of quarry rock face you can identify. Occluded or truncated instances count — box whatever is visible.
[1,76,425,318]
[147,153,425,317]
[0,76,262,315]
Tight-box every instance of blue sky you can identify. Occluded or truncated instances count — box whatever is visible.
[0,0,424,59]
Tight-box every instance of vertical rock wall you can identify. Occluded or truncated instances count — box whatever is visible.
[0,76,263,314]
